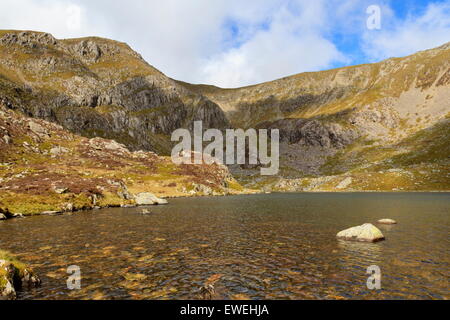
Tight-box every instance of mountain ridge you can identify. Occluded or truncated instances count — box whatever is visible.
[0,30,230,154]
[0,30,449,192]
[0,102,247,216]
[179,40,450,90]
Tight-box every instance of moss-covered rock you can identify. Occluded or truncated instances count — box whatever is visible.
[0,250,41,300]
[0,206,12,220]
[0,104,249,215]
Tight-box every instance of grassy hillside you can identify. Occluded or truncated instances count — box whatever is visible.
[0,30,448,192]
[184,42,450,128]
[182,42,450,191]
[0,104,247,216]
[0,30,229,154]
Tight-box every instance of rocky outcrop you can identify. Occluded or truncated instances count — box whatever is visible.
[337,223,385,242]
[0,104,246,216]
[1,30,448,191]
[73,40,102,63]
[0,30,230,154]
[188,43,450,132]
[0,31,57,47]
[0,252,41,300]
[27,121,50,138]
[134,193,168,205]
[261,118,358,148]
[336,177,352,190]
[184,42,450,185]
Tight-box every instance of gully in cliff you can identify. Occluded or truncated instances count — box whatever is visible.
[171,121,280,175]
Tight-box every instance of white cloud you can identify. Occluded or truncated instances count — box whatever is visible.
[0,1,449,87]
[363,2,450,60]
[201,5,345,87]
[0,0,89,38]
[0,0,345,87]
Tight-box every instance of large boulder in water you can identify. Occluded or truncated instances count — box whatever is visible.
[337,223,385,242]
[134,192,168,205]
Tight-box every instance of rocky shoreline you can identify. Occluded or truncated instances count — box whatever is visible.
[0,188,250,221]
[1,189,446,222]
[0,104,253,218]
[0,250,41,300]
[0,30,448,197]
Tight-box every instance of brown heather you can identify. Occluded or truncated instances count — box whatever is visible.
[0,30,449,196]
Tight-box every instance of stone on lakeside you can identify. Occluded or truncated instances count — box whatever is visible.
[134,192,168,205]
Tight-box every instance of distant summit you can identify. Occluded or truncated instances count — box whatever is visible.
[0,30,449,191]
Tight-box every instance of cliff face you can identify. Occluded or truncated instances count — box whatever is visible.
[183,43,450,191]
[0,103,245,216]
[0,30,229,154]
[0,30,449,192]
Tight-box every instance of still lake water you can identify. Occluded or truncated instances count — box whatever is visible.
[0,193,448,300]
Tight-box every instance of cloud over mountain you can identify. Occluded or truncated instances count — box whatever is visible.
[0,0,449,87]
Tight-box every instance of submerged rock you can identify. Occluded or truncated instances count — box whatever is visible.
[135,192,168,205]
[378,219,397,225]
[121,204,136,208]
[337,223,385,242]
[41,210,61,216]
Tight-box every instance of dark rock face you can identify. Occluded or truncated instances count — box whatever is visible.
[0,207,13,220]
[260,118,357,148]
[99,77,176,111]
[0,31,230,154]
[1,31,448,184]
[299,121,356,148]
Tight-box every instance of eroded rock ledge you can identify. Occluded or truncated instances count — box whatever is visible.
[0,104,251,218]
[0,250,41,300]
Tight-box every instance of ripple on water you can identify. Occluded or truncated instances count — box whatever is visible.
[0,192,448,300]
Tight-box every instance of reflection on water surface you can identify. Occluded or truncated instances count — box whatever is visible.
[0,193,448,300]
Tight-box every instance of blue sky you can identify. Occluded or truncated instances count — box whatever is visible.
[0,0,449,87]
[331,0,450,66]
